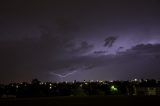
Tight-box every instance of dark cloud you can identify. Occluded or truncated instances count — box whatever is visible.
[124,43,160,56]
[48,43,160,81]
[0,18,80,82]
[0,0,160,83]
[70,41,94,55]
[1,33,160,82]
[94,50,107,55]
[104,36,117,47]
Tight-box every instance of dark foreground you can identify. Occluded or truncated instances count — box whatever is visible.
[0,96,159,106]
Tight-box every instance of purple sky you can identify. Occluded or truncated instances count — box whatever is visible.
[0,0,160,83]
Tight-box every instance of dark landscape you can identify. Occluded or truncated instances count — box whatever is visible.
[0,96,160,106]
[0,79,160,105]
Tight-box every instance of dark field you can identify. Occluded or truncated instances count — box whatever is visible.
[0,96,159,106]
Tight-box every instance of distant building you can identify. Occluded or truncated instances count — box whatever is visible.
[134,86,160,96]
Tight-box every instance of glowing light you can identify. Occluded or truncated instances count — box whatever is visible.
[134,78,138,82]
[110,85,118,91]
[85,82,88,85]
[49,86,52,89]
[99,80,103,83]
[90,80,94,82]
[110,80,113,82]
[40,82,44,85]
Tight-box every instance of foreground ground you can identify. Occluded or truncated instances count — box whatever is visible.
[0,96,159,106]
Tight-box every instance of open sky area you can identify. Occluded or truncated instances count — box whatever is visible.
[0,0,160,83]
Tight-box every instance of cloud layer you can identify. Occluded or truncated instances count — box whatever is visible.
[1,0,160,83]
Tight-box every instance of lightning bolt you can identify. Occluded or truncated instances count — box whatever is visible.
[50,71,77,81]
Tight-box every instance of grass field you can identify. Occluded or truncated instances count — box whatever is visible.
[0,96,159,106]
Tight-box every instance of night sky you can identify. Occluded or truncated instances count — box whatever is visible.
[1,0,160,83]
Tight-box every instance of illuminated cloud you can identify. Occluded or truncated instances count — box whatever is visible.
[0,0,160,83]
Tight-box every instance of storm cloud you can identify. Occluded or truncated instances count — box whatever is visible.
[104,36,117,47]
[0,0,160,83]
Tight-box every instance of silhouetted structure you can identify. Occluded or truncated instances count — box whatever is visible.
[0,79,160,98]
